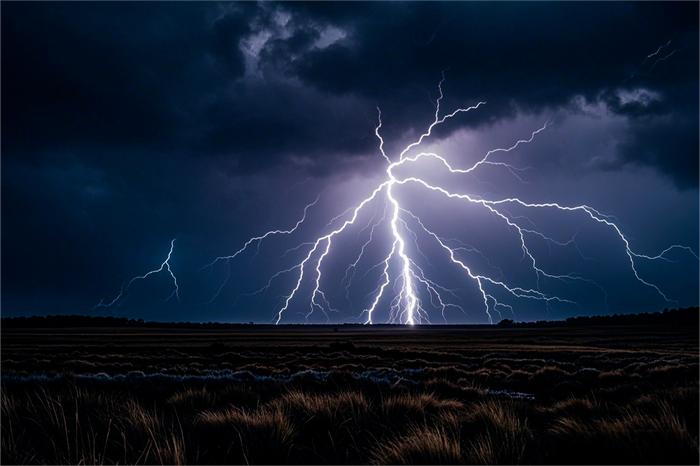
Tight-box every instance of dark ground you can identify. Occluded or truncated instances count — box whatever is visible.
[1,315,698,464]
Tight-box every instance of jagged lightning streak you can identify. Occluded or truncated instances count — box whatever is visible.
[645,40,672,61]
[96,238,180,309]
[205,196,319,269]
[386,180,419,324]
[207,76,696,325]
[274,181,389,324]
[203,196,319,303]
[628,40,677,81]
[343,201,388,301]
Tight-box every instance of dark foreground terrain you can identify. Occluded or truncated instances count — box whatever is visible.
[2,312,698,464]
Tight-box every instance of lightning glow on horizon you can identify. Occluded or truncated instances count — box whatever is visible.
[204,76,697,325]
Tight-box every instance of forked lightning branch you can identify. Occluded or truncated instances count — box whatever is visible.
[99,78,697,324]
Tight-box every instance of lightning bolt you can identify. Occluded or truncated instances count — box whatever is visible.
[645,40,672,61]
[96,238,180,309]
[208,76,697,325]
[628,39,677,81]
[203,196,320,304]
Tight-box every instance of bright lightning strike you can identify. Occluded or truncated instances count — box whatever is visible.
[208,76,696,325]
[96,238,180,309]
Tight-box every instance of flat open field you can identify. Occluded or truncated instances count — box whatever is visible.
[2,324,698,464]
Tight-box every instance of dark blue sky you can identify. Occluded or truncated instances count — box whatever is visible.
[2,2,698,323]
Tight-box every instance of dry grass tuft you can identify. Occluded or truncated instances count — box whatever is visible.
[382,392,464,426]
[370,426,462,465]
[195,407,295,464]
[124,400,187,465]
[166,387,217,411]
[537,396,606,419]
[461,399,531,464]
[272,390,370,462]
[277,389,369,419]
[546,400,698,464]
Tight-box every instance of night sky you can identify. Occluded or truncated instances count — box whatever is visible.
[2,2,698,323]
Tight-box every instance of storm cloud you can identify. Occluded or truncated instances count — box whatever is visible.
[2,2,697,322]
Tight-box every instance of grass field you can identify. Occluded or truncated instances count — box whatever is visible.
[2,322,698,464]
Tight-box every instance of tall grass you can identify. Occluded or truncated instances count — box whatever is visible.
[195,407,294,464]
[545,400,698,464]
[1,388,186,464]
[370,426,462,465]
[1,382,698,464]
[461,399,531,464]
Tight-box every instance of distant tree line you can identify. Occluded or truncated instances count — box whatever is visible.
[0,315,257,329]
[495,307,698,328]
[1,307,697,329]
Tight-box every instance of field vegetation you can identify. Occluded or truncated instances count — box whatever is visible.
[1,309,698,464]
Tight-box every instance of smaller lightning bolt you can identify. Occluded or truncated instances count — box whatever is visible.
[275,181,390,324]
[205,196,320,269]
[626,40,675,82]
[343,201,388,301]
[204,196,319,303]
[95,238,180,309]
[634,245,699,263]
[394,122,548,177]
[645,40,672,60]
[649,49,677,71]
[375,107,391,164]
[398,103,487,161]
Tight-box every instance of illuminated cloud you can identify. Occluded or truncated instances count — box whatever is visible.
[2,2,697,321]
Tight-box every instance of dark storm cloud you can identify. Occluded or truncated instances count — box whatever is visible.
[616,115,699,188]
[3,3,227,153]
[1,2,378,174]
[274,2,699,186]
[3,2,697,181]
[1,2,697,320]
